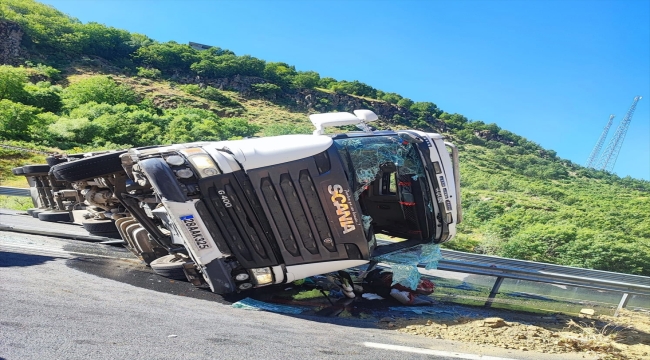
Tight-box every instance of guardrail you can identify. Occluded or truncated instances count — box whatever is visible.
[0,186,31,197]
[2,185,648,314]
[430,249,650,314]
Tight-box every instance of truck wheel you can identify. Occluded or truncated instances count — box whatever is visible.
[51,151,126,182]
[38,210,72,222]
[22,164,50,175]
[82,218,117,233]
[150,255,190,281]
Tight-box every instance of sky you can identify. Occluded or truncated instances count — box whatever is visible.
[40,0,650,180]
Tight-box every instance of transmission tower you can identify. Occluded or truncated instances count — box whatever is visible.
[596,96,643,172]
[585,114,615,168]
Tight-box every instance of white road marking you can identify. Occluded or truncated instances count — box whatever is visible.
[363,342,520,360]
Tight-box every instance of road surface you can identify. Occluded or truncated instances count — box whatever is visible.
[0,212,591,360]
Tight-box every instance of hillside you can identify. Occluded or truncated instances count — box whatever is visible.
[1,0,649,275]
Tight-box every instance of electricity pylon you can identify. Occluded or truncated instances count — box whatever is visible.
[585,114,615,168]
[596,96,643,172]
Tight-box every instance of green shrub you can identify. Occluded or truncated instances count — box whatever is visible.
[23,82,62,113]
[62,76,137,108]
[0,65,30,103]
[136,67,161,79]
[262,62,297,88]
[133,41,199,73]
[163,107,258,143]
[33,63,62,81]
[0,100,40,141]
[190,54,265,78]
[292,71,320,89]
[251,83,281,95]
[180,84,241,107]
[329,80,377,98]
[397,98,414,108]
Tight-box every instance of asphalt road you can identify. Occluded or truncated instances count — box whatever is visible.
[0,215,589,360]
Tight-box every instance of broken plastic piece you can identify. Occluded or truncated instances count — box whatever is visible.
[362,293,385,300]
[420,242,443,270]
[362,215,373,234]
[231,298,304,314]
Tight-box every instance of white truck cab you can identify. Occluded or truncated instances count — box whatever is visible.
[116,110,461,294]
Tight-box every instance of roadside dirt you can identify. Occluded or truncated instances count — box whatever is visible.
[380,308,650,359]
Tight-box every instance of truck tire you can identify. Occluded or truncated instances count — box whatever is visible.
[12,167,24,175]
[22,164,50,175]
[150,255,190,281]
[38,210,72,222]
[31,208,46,218]
[46,156,67,166]
[82,218,118,234]
[51,151,126,182]
[46,154,85,166]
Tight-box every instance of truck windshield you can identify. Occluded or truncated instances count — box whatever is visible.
[333,135,435,242]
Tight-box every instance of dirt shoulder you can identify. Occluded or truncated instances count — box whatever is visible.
[380,308,650,359]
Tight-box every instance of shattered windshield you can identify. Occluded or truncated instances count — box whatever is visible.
[333,135,435,241]
[333,135,427,199]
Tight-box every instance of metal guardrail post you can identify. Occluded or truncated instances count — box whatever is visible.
[614,293,631,317]
[484,276,504,308]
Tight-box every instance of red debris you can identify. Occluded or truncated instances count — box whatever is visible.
[399,201,416,206]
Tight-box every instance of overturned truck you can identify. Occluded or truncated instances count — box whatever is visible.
[42,110,461,294]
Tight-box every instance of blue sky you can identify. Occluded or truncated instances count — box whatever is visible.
[41,0,650,180]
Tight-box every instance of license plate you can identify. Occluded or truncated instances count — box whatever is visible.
[179,215,211,250]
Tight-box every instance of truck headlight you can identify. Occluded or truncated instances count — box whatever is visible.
[251,267,273,285]
[180,148,221,178]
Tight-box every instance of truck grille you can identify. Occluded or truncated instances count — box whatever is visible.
[198,148,368,268]
[248,149,356,265]
[198,173,279,269]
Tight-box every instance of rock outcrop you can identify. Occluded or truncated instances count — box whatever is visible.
[0,20,24,65]
[187,75,443,131]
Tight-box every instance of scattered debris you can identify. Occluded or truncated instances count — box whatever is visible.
[364,269,436,305]
[231,297,304,314]
[374,243,442,290]
[362,293,385,300]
